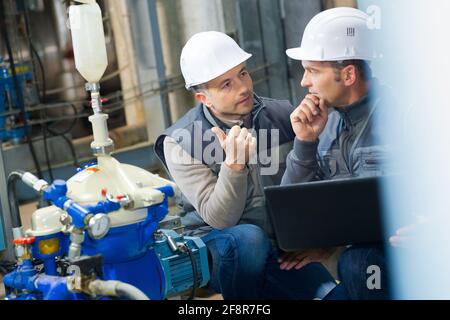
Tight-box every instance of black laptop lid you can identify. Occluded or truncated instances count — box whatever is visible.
[264,176,385,251]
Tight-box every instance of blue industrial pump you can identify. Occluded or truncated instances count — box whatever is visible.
[2,0,210,300]
[2,167,210,300]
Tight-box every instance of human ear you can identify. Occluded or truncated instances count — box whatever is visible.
[343,65,357,86]
[195,92,212,107]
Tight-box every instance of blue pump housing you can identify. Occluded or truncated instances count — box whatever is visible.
[3,176,210,300]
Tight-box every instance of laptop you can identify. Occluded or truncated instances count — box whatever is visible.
[264,176,386,251]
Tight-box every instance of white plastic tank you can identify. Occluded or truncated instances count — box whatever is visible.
[69,1,108,83]
[27,160,179,232]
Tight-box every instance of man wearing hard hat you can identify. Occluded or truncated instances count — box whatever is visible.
[281,7,393,299]
[155,31,336,299]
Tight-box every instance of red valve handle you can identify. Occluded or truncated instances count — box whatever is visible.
[13,236,36,245]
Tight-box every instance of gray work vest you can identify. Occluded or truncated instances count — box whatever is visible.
[316,80,398,180]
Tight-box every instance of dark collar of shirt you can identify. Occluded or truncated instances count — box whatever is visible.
[335,78,379,130]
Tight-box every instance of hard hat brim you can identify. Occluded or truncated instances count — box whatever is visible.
[286,47,307,61]
[286,47,331,61]
[286,47,375,62]
[185,52,253,90]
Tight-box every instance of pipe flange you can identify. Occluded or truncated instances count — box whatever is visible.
[91,144,115,156]
[85,82,101,92]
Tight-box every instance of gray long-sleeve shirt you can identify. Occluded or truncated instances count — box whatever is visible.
[158,96,295,237]
[282,81,394,185]
[164,135,250,229]
[281,139,320,185]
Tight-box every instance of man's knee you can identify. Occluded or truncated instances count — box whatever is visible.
[231,224,271,245]
[338,245,385,277]
[337,245,389,299]
[204,224,271,297]
[206,224,271,265]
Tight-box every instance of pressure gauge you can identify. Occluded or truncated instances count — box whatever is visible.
[88,214,110,239]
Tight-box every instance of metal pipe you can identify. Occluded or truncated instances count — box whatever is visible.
[88,279,150,300]
[147,0,172,127]
[116,282,150,300]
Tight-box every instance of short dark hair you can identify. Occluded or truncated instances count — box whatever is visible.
[329,60,372,82]
[191,84,207,93]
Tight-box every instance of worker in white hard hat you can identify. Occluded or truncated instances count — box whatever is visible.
[280,7,397,299]
[155,31,336,299]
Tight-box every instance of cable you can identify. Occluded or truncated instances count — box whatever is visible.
[46,104,78,136]
[41,109,54,181]
[28,40,47,104]
[0,261,16,276]
[24,8,79,174]
[0,2,43,178]
[23,8,46,104]
[7,170,25,228]
[59,134,80,167]
[0,265,9,275]
[0,64,273,132]
[0,64,271,124]
[183,243,199,300]
[22,7,54,180]
[45,103,79,167]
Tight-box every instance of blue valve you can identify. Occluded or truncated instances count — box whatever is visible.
[43,179,122,228]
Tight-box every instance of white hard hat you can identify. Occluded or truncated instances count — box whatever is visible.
[180,31,252,90]
[286,7,376,62]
